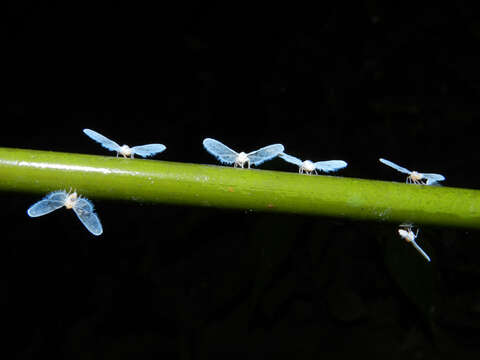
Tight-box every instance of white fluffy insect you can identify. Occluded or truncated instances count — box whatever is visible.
[83,129,166,159]
[27,190,103,236]
[202,138,284,168]
[379,158,445,185]
[398,225,430,262]
[279,152,347,175]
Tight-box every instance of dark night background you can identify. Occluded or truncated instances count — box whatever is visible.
[5,1,480,359]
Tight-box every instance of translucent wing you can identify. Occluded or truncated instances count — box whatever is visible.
[314,160,348,173]
[131,144,166,158]
[72,198,103,236]
[247,144,285,166]
[379,158,411,174]
[46,190,69,202]
[203,138,238,164]
[423,173,445,185]
[279,152,303,166]
[83,129,121,152]
[27,191,67,217]
[411,241,431,262]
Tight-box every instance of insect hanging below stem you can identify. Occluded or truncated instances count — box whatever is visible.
[397,224,431,262]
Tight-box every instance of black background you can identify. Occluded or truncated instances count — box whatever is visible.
[5,1,480,358]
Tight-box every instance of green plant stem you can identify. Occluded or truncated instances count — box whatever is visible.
[1,147,479,228]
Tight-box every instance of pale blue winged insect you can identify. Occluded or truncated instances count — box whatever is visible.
[27,190,103,236]
[279,152,347,175]
[202,138,284,168]
[398,225,430,262]
[83,129,166,159]
[379,158,445,185]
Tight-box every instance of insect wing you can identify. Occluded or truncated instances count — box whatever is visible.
[247,144,285,166]
[131,144,166,158]
[279,153,303,166]
[72,198,103,236]
[423,173,445,185]
[27,199,65,217]
[411,241,431,262]
[27,191,67,217]
[83,129,121,152]
[379,158,411,174]
[46,190,69,202]
[314,160,348,173]
[203,138,238,164]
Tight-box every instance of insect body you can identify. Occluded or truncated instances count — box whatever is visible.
[202,138,284,168]
[279,153,347,175]
[83,129,166,159]
[27,190,103,236]
[398,225,430,262]
[379,158,445,185]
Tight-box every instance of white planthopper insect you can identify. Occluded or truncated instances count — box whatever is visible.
[379,158,445,185]
[398,225,430,262]
[83,128,166,159]
[202,138,284,168]
[279,152,348,175]
[27,190,103,236]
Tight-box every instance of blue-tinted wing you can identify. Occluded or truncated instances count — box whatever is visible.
[131,144,166,158]
[411,241,431,262]
[203,138,238,164]
[279,152,303,166]
[72,198,103,236]
[83,129,121,152]
[314,160,348,173]
[247,144,284,166]
[27,191,67,217]
[379,158,411,174]
[46,190,69,202]
[423,173,445,185]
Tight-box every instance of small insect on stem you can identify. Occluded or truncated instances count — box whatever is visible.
[83,129,166,159]
[379,158,445,185]
[202,138,284,168]
[27,190,103,236]
[397,225,430,262]
[279,152,347,175]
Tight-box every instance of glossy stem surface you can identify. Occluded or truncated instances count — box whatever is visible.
[1,147,480,229]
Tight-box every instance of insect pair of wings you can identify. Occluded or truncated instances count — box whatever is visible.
[203,138,285,168]
[83,129,166,158]
[379,158,445,185]
[279,153,348,174]
[27,191,103,236]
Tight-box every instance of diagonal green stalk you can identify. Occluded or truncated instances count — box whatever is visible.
[1,147,480,229]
